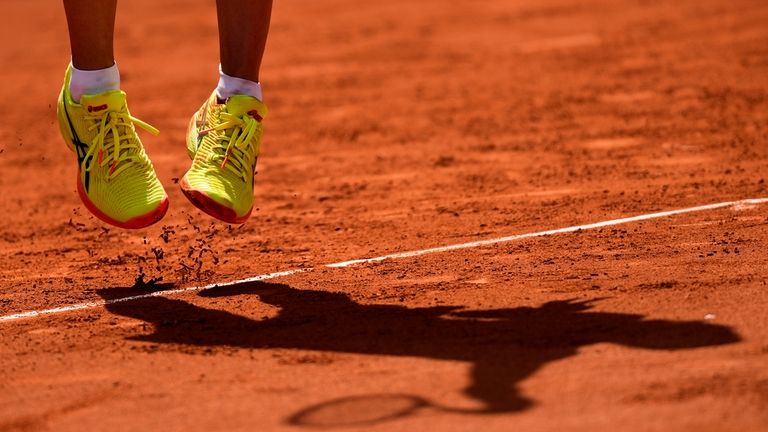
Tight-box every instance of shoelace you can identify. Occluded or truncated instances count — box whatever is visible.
[83,109,159,179]
[200,111,262,181]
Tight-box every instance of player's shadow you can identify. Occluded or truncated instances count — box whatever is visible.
[97,281,739,426]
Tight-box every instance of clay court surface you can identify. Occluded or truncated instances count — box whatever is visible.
[2,0,768,430]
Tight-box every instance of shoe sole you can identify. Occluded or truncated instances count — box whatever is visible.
[179,175,251,224]
[77,177,169,229]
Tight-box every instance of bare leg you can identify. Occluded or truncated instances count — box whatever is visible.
[63,0,117,70]
[216,0,273,83]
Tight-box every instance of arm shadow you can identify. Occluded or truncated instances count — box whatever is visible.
[97,281,740,426]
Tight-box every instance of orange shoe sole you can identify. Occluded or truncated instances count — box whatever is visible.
[76,177,169,229]
[179,175,251,224]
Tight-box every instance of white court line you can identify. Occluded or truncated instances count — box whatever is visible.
[2,197,767,323]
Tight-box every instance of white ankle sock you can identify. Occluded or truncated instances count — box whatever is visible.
[69,62,121,102]
[215,65,263,101]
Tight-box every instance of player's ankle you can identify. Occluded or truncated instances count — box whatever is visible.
[69,61,121,102]
[215,64,262,102]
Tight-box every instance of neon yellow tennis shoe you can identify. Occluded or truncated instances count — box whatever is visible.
[57,66,168,229]
[181,91,267,224]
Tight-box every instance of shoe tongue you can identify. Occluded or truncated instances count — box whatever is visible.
[224,95,267,120]
[80,90,127,113]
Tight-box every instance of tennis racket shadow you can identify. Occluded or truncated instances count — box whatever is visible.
[97,281,740,427]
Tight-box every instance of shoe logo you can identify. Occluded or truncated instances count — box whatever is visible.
[82,155,93,193]
[87,104,108,113]
[247,110,263,122]
[64,106,93,192]
[73,139,88,163]
[73,140,93,192]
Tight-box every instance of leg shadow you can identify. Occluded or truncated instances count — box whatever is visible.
[97,281,740,426]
